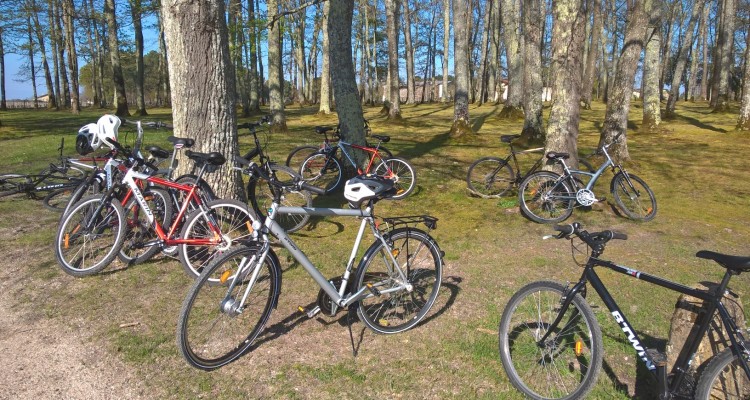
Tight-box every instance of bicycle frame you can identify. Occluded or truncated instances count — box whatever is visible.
[506,147,544,182]
[542,255,750,395]
[335,139,388,174]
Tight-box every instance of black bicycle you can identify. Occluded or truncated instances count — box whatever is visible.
[466,134,593,198]
[498,222,750,399]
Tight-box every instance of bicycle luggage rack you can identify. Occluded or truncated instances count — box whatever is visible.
[380,215,438,232]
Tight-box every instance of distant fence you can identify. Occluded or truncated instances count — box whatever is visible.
[4,100,50,109]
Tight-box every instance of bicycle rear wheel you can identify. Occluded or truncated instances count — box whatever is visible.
[55,195,126,277]
[374,157,416,200]
[694,343,750,399]
[354,228,443,334]
[611,173,657,221]
[285,145,319,172]
[299,153,343,193]
[248,164,312,233]
[118,188,173,266]
[178,199,256,280]
[518,171,575,224]
[0,174,28,198]
[499,281,603,400]
[466,157,514,198]
[177,244,281,370]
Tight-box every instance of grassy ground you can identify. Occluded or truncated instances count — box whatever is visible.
[0,101,749,399]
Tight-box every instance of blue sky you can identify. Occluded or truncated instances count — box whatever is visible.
[6,54,35,100]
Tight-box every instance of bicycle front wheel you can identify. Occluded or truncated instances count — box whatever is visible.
[694,343,750,399]
[519,171,575,224]
[374,157,416,200]
[354,228,443,334]
[466,157,514,198]
[248,164,312,233]
[178,199,256,280]
[55,195,126,277]
[499,281,603,400]
[299,153,343,193]
[177,244,281,370]
[285,145,319,171]
[118,188,173,266]
[611,173,657,221]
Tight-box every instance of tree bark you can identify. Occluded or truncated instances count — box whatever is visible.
[247,0,259,111]
[161,0,244,199]
[291,5,308,105]
[129,0,148,115]
[500,0,524,118]
[737,27,750,131]
[52,0,69,108]
[665,0,705,117]
[450,0,472,137]
[385,0,402,118]
[62,0,80,113]
[28,0,57,109]
[598,0,648,161]
[712,0,735,112]
[488,0,500,102]
[699,2,709,101]
[545,0,586,171]
[105,0,129,116]
[518,0,543,145]
[442,0,450,102]
[91,0,106,108]
[476,0,492,105]
[26,16,39,109]
[403,0,416,104]
[318,0,332,114]
[267,0,287,131]
[641,0,661,130]
[581,0,602,109]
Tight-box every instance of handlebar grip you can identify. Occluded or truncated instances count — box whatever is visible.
[610,231,628,240]
[553,224,576,236]
[299,181,326,195]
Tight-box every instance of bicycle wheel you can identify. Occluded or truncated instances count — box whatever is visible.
[44,187,76,212]
[248,164,312,233]
[55,195,127,277]
[499,281,603,400]
[300,153,343,193]
[519,171,575,224]
[174,174,216,202]
[285,145,319,171]
[59,173,105,218]
[177,244,281,370]
[373,157,416,200]
[610,173,657,221]
[178,199,256,280]
[118,188,173,266]
[694,343,750,399]
[354,228,443,334]
[466,157,514,198]
[0,174,28,198]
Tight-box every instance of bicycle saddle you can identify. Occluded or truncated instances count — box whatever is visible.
[370,134,390,143]
[167,136,195,148]
[501,135,520,143]
[146,146,170,160]
[546,152,570,160]
[185,150,226,166]
[315,126,334,134]
[696,251,750,273]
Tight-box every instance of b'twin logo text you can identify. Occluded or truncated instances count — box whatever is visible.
[611,311,656,370]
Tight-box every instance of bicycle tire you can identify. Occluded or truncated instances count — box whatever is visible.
[55,195,127,277]
[610,173,657,221]
[0,174,29,198]
[43,187,76,212]
[59,172,105,218]
[300,152,343,193]
[373,157,416,200]
[694,342,750,399]
[118,188,173,266]
[354,228,443,334]
[178,199,257,280]
[498,281,603,400]
[174,174,216,202]
[285,145,319,171]
[247,164,312,233]
[518,171,575,224]
[466,157,515,198]
[177,244,281,370]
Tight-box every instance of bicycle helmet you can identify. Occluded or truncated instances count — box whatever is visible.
[96,114,121,150]
[344,174,396,207]
[75,123,99,155]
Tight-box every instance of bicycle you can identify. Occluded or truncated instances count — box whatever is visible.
[176,169,443,370]
[298,127,416,199]
[498,222,750,399]
[55,139,255,277]
[466,134,595,198]
[518,133,657,223]
[237,118,312,233]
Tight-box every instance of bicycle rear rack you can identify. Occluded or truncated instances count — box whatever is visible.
[380,215,438,232]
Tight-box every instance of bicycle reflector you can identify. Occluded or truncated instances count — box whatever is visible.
[220,270,232,284]
[575,338,584,356]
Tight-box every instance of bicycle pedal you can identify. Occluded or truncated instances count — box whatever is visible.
[297,305,320,319]
[645,348,668,367]
[366,283,381,297]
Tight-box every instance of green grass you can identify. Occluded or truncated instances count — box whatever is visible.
[1,101,749,398]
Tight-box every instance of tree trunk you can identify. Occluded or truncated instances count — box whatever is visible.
[641,0,662,131]
[518,0,543,146]
[713,0,735,112]
[318,0,332,114]
[291,6,308,105]
[82,0,100,108]
[500,0,524,118]
[686,13,701,102]
[442,0,450,102]
[129,0,147,115]
[665,0,705,117]
[157,13,171,108]
[476,0,492,105]
[488,0,500,102]
[28,0,57,109]
[267,0,287,131]
[228,0,248,117]
[105,0,129,116]
[328,0,367,167]
[0,29,5,110]
[450,0,472,137]
[699,2,709,101]
[737,28,750,131]
[598,0,647,162]
[161,0,244,199]
[660,1,679,100]
[545,0,586,171]
[52,0,70,108]
[581,0,602,109]
[385,0,402,118]
[91,0,106,108]
[62,0,80,113]
[247,0,259,111]
[26,16,39,109]
[403,0,416,104]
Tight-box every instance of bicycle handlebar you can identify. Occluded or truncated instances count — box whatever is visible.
[234,155,326,195]
[551,222,628,244]
[238,115,271,131]
[122,119,173,129]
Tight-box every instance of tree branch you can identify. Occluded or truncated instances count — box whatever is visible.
[267,0,327,29]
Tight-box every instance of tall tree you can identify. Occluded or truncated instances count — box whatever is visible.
[665,0,706,117]
[318,0,332,114]
[27,0,57,109]
[128,0,147,115]
[104,0,129,116]
[385,0,402,118]
[581,0,602,109]
[738,26,750,130]
[161,0,244,198]
[52,0,69,108]
[475,0,492,104]
[545,0,587,169]
[0,27,5,110]
[488,0,501,102]
[500,0,524,118]
[712,0,735,112]
[267,0,287,131]
[641,0,662,131]
[518,0,544,145]
[450,0,471,136]
[599,0,648,161]
[26,16,39,108]
[442,0,450,102]
[699,1,709,101]
[403,0,416,104]
[247,0,260,111]
[62,0,80,113]
[290,3,308,104]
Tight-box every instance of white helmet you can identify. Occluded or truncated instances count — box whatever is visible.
[75,123,100,155]
[96,114,121,150]
[343,174,396,207]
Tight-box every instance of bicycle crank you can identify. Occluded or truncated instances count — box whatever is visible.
[575,189,598,206]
